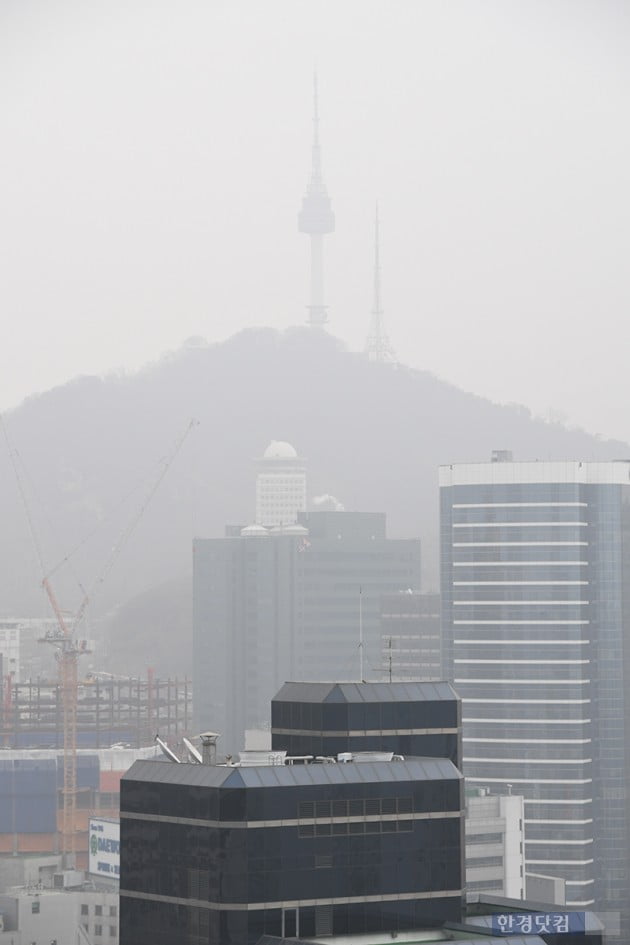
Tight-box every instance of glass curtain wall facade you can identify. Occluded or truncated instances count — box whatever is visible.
[440,461,630,935]
[120,757,464,945]
[380,591,442,681]
[193,512,421,753]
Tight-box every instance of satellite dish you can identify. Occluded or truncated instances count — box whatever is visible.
[183,736,203,764]
[155,735,181,763]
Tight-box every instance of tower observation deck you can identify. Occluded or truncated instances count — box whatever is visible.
[298,74,335,327]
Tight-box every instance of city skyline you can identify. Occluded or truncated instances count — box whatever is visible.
[1,2,629,441]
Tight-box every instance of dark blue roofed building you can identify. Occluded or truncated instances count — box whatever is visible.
[271,681,461,767]
[119,755,464,945]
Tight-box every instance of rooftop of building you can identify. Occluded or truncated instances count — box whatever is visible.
[439,458,630,487]
[0,746,156,765]
[258,933,545,945]
[256,895,605,944]
[123,755,460,790]
[273,681,457,704]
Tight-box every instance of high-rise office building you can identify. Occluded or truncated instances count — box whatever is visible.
[440,458,630,932]
[255,440,307,527]
[380,591,442,681]
[193,511,421,752]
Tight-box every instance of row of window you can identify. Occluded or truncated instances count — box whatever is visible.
[82,923,117,937]
[466,855,504,868]
[81,905,117,917]
[465,832,503,844]
[298,797,412,819]
[298,820,413,837]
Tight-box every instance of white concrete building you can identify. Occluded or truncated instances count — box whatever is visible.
[465,788,525,899]
[0,883,119,945]
[255,440,307,528]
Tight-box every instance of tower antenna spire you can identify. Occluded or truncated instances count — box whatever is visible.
[298,72,335,327]
[312,72,321,182]
[365,204,396,363]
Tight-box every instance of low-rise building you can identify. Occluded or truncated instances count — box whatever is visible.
[465,787,525,899]
[0,881,119,945]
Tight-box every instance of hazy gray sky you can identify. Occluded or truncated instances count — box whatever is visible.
[1,1,629,439]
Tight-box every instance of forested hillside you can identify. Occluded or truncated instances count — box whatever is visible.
[2,328,625,675]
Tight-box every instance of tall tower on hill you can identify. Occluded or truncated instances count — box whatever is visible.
[365,204,396,363]
[298,73,335,327]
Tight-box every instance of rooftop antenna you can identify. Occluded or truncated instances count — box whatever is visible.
[155,734,181,763]
[183,736,203,764]
[298,71,335,327]
[365,204,396,363]
[359,586,364,682]
[386,636,393,683]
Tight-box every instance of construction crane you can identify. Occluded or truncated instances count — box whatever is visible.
[2,416,197,864]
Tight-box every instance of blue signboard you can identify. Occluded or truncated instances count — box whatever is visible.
[492,912,586,935]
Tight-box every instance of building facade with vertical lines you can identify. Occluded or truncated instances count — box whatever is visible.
[193,511,421,754]
[440,459,630,935]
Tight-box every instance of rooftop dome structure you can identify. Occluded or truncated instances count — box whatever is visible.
[282,524,309,536]
[240,524,269,537]
[263,440,298,460]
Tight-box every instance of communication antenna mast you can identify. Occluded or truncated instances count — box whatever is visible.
[358,586,364,683]
[365,204,396,363]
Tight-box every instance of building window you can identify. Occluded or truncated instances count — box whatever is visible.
[109,906,117,917]
[109,926,117,936]
[95,906,103,916]
[32,900,40,913]
[94,924,103,936]
[81,904,89,915]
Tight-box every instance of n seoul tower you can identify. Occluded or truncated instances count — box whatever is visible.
[298,74,335,327]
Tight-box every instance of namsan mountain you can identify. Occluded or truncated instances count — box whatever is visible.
[1,327,626,676]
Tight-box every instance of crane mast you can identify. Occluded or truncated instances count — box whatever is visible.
[3,415,197,863]
[39,577,92,862]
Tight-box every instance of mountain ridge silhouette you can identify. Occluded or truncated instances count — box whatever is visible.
[2,327,624,675]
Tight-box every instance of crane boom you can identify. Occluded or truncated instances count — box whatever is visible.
[71,417,198,634]
[2,414,198,863]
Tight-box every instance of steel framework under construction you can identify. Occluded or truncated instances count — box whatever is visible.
[2,414,197,863]
[0,673,191,750]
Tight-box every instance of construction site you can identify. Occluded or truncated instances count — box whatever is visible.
[1,671,191,750]
[0,417,197,877]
